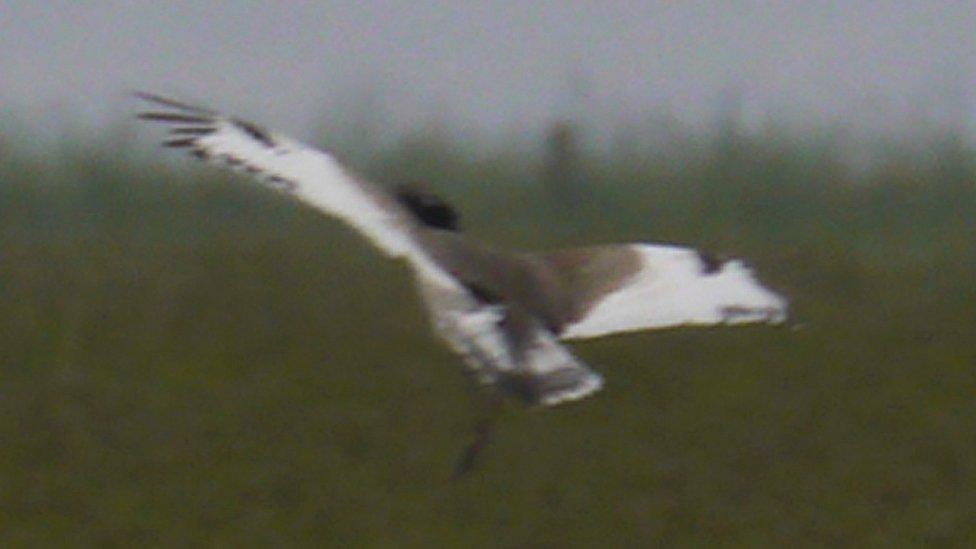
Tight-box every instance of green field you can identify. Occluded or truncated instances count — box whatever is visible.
[1,124,974,546]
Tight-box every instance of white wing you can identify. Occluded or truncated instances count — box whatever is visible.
[417,279,602,406]
[558,243,788,340]
[136,93,420,260]
[517,327,604,406]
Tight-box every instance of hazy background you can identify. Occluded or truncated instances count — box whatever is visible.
[2,2,975,546]
[1,1,974,141]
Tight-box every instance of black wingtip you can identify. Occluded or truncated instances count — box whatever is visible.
[168,127,217,136]
[232,119,275,148]
[133,91,215,115]
[132,90,164,103]
[161,137,197,148]
[137,112,213,124]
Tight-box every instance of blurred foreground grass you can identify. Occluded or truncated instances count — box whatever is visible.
[1,126,974,546]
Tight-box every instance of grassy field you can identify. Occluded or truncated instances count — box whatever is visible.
[1,124,974,546]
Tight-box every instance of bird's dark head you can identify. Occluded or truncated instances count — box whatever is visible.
[394,183,460,231]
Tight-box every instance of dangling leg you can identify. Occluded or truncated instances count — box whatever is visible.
[452,392,503,479]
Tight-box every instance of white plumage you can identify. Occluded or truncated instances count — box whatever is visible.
[137,93,787,408]
[561,244,787,339]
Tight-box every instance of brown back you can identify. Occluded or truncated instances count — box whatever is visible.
[417,229,641,335]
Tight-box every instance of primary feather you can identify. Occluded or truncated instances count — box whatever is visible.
[137,93,787,408]
[136,93,604,406]
[137,92,419,260]
[536,244,788,340]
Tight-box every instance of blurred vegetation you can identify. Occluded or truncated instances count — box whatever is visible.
[0,118,974,546]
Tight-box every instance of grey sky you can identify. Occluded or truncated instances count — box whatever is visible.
[1,1,973,141]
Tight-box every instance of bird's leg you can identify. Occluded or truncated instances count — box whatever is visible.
[452,392,503,479]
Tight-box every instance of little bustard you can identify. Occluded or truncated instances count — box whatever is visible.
[136,93,787,473]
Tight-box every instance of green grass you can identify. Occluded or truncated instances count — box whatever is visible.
[1,126,974,546]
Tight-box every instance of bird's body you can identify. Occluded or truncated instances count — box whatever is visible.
[136,93,788,408]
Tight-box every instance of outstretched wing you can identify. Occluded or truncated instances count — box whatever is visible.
[417,280,603,406]
[529,243,787,340]
[135,92,420,260]
[510,324,604,406]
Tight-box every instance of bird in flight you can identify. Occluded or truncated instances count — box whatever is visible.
[136,93,787,473]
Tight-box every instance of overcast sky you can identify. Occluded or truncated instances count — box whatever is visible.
[1,1,973,141]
